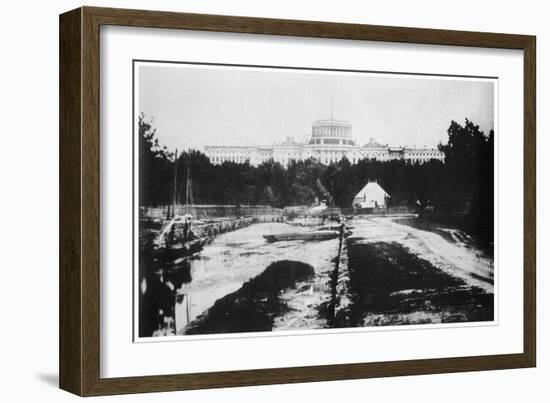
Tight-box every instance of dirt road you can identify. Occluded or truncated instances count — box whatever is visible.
[350,216,494,293]
[332,216,494,327]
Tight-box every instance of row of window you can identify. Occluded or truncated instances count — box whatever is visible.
[207,146,442,155]
[312,127,351,137]
[207,148,444,165]
[209,156,443,165]
[209,152,442,161]
[404,152,442,157]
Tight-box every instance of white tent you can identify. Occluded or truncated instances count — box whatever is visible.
[353,181,389,208]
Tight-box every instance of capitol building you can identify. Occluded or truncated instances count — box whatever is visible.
[204,116,444,166]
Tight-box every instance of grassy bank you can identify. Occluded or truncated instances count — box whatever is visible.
[417,211,494,253]
[393,216,493,259]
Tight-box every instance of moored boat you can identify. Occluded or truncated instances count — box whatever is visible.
[153,158,208,263]
[263,230,340,243]
[153,214,209,262]
[285,219,323,227]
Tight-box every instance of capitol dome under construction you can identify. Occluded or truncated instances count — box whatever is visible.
[309,118,355,146]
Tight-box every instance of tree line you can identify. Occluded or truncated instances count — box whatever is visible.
[139,113,494,244]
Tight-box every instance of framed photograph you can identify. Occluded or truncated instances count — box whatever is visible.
[59,6,536,396]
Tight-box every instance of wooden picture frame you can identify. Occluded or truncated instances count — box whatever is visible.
[59,6,536,396]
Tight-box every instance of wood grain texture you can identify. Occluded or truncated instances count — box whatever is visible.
[59,8,82,396]
[523,38,536,367]
[59,6,537,396]
[84,6,532,49]
[81,6,102,396]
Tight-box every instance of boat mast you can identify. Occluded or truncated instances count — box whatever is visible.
[173,148,178,218]
[184,165,195,215]
[185,166,190,214]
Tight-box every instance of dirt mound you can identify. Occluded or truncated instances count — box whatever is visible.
[185,260,314,334]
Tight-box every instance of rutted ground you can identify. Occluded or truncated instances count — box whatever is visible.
[333,217,494,327]
[335,240,493,327]
[185,261,315,334]
[349,217,493,293]
[176,222,339,334]
[142,216,494,336]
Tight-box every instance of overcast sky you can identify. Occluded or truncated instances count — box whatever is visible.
[137,63,495,152]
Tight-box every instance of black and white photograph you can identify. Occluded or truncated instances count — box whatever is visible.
[136,61,496,339]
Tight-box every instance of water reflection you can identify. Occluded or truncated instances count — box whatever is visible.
[138,250,193,337]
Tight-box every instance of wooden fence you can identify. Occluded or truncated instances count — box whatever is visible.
[140,204,283,220]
